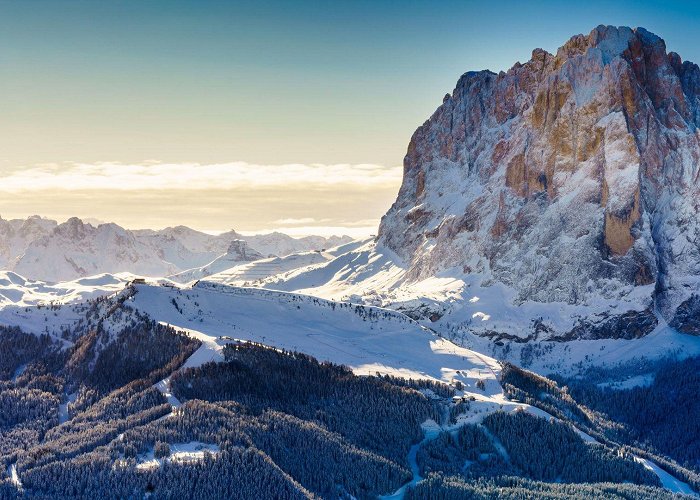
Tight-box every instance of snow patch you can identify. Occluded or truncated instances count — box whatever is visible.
[472,312,490,321]
[7,464,22,490]
[634,456,696,496]
[58,392,78,424]
[134,442,220,471]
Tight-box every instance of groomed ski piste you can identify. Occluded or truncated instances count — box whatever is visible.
[130,280,503,388]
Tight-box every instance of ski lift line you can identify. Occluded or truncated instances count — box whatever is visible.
[304,332,365,359]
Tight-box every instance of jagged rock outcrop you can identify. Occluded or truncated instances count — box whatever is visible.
[670,295,700,335]
[224,239,264,263]
[378,26,700,333]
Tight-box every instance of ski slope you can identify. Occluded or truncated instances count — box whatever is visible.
[129,281,501,392]
[203,239,369,287]
[204,251,331,287]
[210,240,700,377]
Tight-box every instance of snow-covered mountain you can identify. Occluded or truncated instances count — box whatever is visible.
[168,240,264,283]
[0,216,57,269]
[230,231,352,258]
[131,225,233,271]
[1,275,698,497]
[0,216,352,282]
[5,23,700,500]
[380,25,700,318]
[238,26,700,341]
[14,25,692,345]
[13,218,182,281]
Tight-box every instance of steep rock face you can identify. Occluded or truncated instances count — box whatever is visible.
[670,295,700,335]
[379,26,700,326]
[225,239,264,262]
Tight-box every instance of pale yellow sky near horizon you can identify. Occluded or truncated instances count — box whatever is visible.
[4,2,697,239]
[0,161,403,238]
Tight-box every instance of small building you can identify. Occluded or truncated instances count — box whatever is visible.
[132,278,146,285]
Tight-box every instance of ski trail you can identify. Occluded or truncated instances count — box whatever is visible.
[7,464,22,490]
[380,419,443,500]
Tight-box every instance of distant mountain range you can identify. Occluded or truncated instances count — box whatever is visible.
[0,215,352,282]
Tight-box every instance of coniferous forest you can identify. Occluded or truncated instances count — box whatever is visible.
[0,293,697,499]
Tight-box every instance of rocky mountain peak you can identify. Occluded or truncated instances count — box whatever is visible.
[226,239,263,262]
[378,26,700,328]
[57,217,92,239]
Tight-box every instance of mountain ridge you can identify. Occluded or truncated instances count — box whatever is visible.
[0,215,352,282]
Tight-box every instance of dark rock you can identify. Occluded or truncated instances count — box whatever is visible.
[670,295,700,335]
[554,307,658,341]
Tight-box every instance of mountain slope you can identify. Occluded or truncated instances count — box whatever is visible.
[131,281,502,385]
[0,278,696,497]
[0,216,56,269]
[168,240,264,283]
[202,239,369,287]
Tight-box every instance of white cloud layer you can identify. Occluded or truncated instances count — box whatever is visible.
[0,161,402,192]
[0,162,402,237]
[273,217,323,225]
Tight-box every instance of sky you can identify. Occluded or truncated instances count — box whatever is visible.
[1,0,699,236]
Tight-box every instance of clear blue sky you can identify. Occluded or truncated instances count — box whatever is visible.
[0,0,698,234]
[2,0,698,167]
